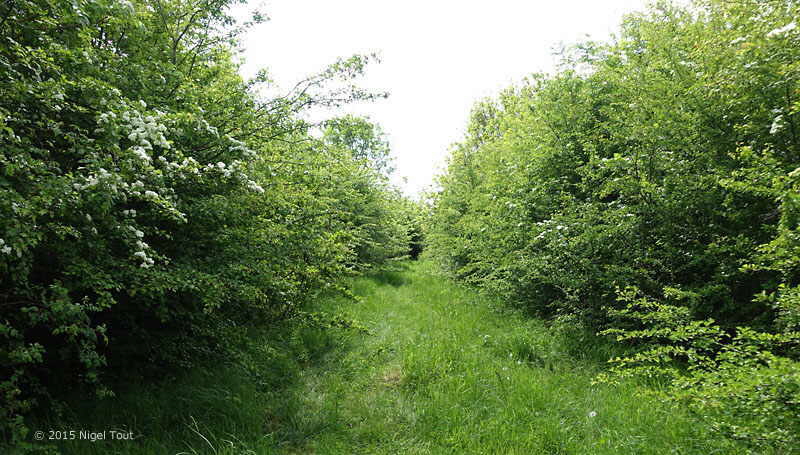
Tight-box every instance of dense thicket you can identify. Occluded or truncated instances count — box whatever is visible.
[0,0,411,449]
[429,0,800,449]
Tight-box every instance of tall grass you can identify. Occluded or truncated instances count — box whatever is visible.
[33,261,754,454]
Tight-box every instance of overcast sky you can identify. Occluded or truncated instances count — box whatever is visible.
[236,0,649,197]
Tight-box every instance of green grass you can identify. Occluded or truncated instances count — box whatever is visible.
[35,261,751,454]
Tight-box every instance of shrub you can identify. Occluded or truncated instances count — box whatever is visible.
[598,287,800,451]
[0,0,407,448]
[427,0,800,448]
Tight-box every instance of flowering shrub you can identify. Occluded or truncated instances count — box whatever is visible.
[0,0,409,449]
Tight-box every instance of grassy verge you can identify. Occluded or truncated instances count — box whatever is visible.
[33,261,750,454]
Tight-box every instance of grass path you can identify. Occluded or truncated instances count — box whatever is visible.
[46,261,743,454]
[266,261,736,454]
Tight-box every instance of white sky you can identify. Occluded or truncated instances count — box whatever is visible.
[236,1,649,197]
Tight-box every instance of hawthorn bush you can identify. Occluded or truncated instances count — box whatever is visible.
[428,0,800,449]
[0,0,409,449]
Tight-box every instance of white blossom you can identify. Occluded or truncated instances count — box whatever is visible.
[98,111,117,124]
[119,0,134,13]
[247,180,264,193]
[123,107,170,151]
[132,146,151,161]
[771,114,786,135]
[767,22,796,38]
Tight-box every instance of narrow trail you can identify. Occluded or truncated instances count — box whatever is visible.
[275,261,725,455]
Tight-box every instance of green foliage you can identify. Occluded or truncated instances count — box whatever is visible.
[393,196,426,260]
[0,0,409,449]
[428,0,800,449]
[323,114,393,176]
[598,287,800,450]
[27,262,747,454]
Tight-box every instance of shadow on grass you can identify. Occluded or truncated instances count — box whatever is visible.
[368,270,406,287]
[366,262,412,288]
[30,318,359,455]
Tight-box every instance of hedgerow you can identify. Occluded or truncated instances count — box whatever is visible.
[427,0,800,449]
[0,0,410,449]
